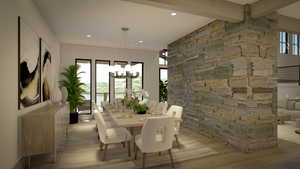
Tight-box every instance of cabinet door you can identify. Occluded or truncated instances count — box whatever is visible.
[23,114,55,155]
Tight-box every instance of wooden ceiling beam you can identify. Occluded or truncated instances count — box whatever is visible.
[251,0,300,18]
[277,15,300,34]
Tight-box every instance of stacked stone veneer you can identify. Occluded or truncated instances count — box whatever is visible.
[168,17,278,151]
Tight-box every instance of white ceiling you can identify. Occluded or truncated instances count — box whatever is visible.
[34,0,213,51]
[278,1,300,20]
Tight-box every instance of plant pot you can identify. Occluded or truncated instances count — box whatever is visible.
[70,112,79,124]
[137,111,146,115]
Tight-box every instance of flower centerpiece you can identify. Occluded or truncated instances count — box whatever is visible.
[121,96,139,108]
[121,96,149,114]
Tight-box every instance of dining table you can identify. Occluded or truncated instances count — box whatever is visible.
[103,104,168,128]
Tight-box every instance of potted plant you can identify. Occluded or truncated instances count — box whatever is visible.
[133,103,149,114]
[60,65,86,124]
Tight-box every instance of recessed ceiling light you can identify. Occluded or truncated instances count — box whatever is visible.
[171,12,177,16]
[86,34,92,38]
[138,40,144,43]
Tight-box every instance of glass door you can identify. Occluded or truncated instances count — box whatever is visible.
[75,59,92,114]
[95,60,110,105]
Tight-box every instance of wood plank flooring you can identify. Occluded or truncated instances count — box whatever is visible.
[29,121,300,169]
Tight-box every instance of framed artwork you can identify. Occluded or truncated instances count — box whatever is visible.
[18,16,41,109]
[41,40,52,102]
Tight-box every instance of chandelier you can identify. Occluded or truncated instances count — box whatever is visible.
[109,27,139,79]
[109,63,139,79]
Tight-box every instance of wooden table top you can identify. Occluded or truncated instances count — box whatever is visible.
[103,104,169,128]
[111,112,167,128]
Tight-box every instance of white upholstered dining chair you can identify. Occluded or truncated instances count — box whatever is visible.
[94,106,118,128]
[157,102,168,114]
[94,111,132,160]
[166,105,183,145]
[135,117,175,169]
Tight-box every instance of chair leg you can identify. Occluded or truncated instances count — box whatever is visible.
[168,149,175,169]
[158,152,162,156]
[134,145,138,160]
[103,144,108,161]
[100,141,103,151]
[127,141,131,157]
[142,153,146,169]
[133,136,136,152]
[175,135,180,146]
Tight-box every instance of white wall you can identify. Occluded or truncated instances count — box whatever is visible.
[60,43,159,101]
[0,0,60,169]
[278,55,300,67]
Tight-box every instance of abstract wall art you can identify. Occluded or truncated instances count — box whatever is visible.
[41,40,52,102]
[18,17,41,109]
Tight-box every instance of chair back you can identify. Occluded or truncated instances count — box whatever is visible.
[158,102,168,114]
[141,117,175,153]
[166,105,183,119]
[94,112,107,142]
[166,105,183,134]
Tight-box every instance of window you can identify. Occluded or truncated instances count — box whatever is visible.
[292,34,299,56]
[280,32,289,54]
[159,49,168,102]
[95,60,110,105]
[159,57,168,66]
[131,62,144,100]
[114,61,128,99]
[159,49,168,66]
[159,68,168,102]
[75,59,92,114]
[160,68,168,82]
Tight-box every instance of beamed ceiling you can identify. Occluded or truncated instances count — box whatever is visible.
[34,0,300,51]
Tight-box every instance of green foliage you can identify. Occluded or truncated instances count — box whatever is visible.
[159,80,168,102]
[133,104,149,114]
[60,65,86,113]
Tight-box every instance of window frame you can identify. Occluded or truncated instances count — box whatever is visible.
[75,58,92,115]
[159,67,168,82]
[113,61,128,99]
[131,61,144,99]
[280,32,289,55]
[292,34,300,56]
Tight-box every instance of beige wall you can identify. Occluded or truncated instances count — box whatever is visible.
[0,0,60,168]
[60,43,160,102]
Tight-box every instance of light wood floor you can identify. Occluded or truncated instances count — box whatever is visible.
[156,121,300,169]
[30,121,300,169]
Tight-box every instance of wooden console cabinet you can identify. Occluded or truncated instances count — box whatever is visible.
[22,103,69,168]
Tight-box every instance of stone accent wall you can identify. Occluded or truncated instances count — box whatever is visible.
[168,17,278,151]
